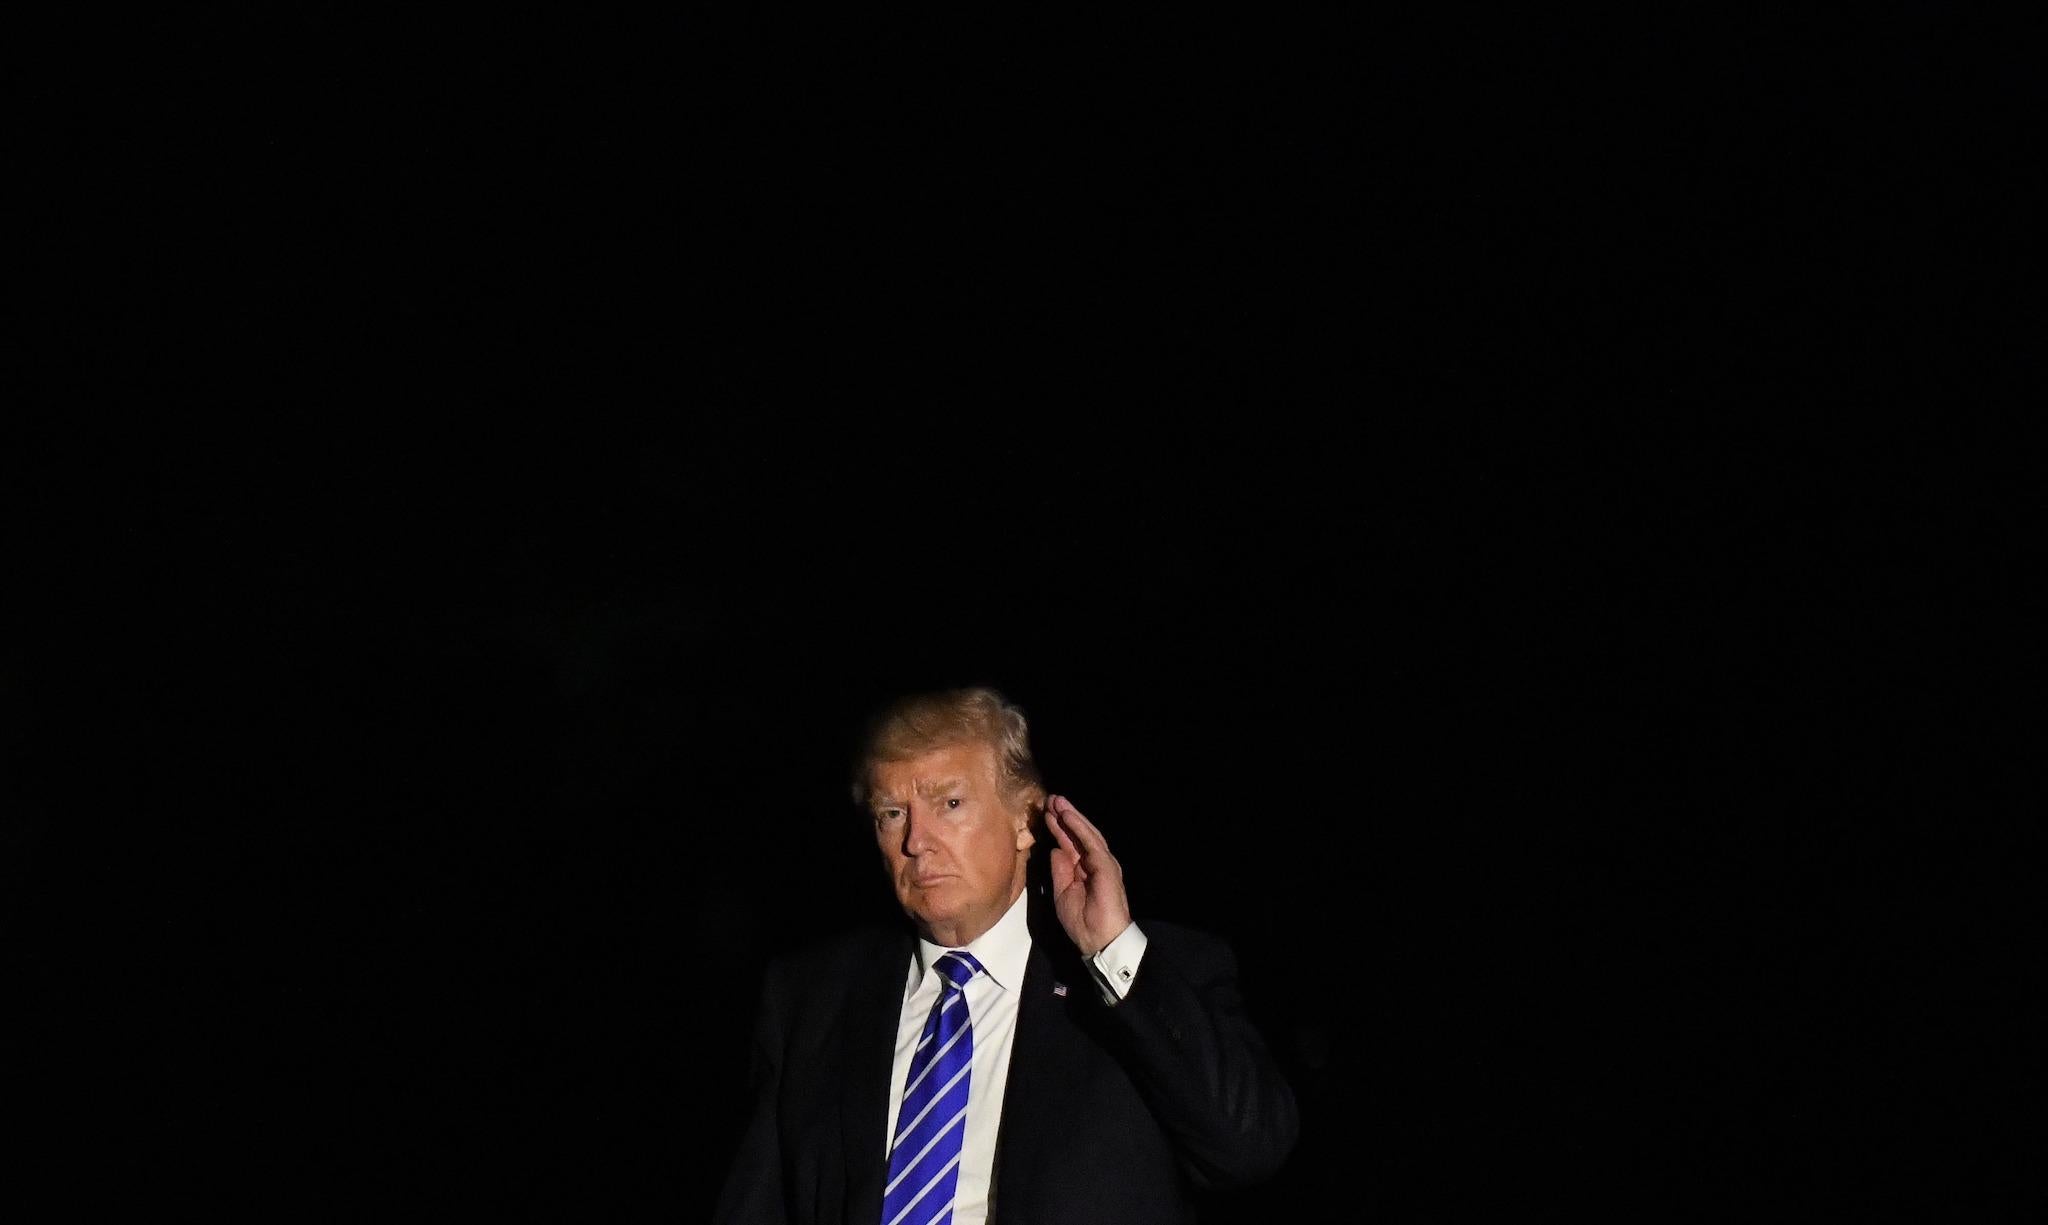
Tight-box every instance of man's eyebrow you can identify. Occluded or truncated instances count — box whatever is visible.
[869,778,969,808]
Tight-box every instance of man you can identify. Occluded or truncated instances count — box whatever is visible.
[713,687,1297,1224]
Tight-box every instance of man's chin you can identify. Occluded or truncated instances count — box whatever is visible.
[901,884,964,922]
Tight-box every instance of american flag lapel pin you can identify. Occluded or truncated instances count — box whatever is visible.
[1052,982,1068,997]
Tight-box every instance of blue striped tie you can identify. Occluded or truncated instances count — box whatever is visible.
[881,950,984,1225]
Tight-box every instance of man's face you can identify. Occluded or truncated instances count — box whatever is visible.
[867,740,1036,947]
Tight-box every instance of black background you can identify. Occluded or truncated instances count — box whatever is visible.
[11,7,2033,1222]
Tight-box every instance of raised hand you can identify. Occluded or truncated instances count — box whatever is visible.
[1043,794,1133,959]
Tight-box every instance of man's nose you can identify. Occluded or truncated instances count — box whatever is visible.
[901,804,936,854]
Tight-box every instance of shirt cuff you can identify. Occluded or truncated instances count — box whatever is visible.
[1086,922,1148,1004]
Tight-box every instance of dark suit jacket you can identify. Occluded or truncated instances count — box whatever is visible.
[713,887,1297,1224]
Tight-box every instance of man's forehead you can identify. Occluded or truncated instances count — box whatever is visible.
[869,742,996,797]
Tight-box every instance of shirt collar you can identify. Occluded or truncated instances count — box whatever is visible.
[914,886,1033,994]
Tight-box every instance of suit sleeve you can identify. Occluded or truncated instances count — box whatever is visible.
[712,967,790,1225]
[1093,926,1299,1189]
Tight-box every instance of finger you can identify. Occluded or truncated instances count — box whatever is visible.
[1048,848,1078,887]
[1045,808,1080,855]
[1054,801,1113,857]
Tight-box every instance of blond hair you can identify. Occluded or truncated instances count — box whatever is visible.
[850,687,1044,810]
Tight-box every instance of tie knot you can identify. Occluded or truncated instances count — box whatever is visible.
[935,950,983,988]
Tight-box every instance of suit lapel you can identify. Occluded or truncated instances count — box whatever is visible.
[840,928,911,1225]
[989,917,1092,1224]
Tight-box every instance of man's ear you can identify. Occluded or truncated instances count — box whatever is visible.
[1015,788,1045,852]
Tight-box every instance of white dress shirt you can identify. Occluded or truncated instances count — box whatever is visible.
[886,890,1149,1225]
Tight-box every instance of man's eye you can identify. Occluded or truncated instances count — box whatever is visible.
[947,798,962,809]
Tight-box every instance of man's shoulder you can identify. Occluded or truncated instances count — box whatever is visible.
[1130,917,1245,976]
[759,921,910,988]
[1135,917,1230,950]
